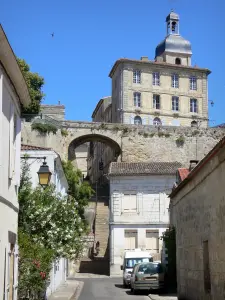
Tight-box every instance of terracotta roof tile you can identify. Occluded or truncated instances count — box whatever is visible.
[109,162,182,176]
[178,168,190,181]
[21,144,52,151]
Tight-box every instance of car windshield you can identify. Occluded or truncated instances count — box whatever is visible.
[125,257,152,268]
[138,263,163,274]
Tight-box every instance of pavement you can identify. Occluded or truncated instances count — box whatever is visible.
[148,293,178,300]
[47,276,178,300]
[48,280,84,300]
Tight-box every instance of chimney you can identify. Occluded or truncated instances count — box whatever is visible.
[58,100,61,105]
[189,160,199,171]
[140,56,148,61]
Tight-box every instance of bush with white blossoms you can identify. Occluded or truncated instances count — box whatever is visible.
[18,158,93,298]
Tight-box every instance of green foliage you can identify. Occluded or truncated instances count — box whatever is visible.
[161,227,177,289]
[62,160,94,220]
[164,132,171,138]
[143,132,149,138]
[192,129,200,136]
[176,135,185,146]
[61,128,68,137]
[99,123,107,130]
[18,159,88,297]
[158,131,165,137]
[112,125,120,132]
[17,58,45,114]
[18,230,53,299]
[31,123,58,135]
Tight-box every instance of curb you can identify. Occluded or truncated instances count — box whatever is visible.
[71,281,84,300]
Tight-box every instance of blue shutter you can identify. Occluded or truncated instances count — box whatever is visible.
[130,114,135,124]
[149,116,153,125]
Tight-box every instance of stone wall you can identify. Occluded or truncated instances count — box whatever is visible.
[21,120,225,168]
[40,104,65,120]
[170,141,225,300]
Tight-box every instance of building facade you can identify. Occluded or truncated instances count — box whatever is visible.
[108,161,181,276]
[170,137,225,300]
[109,11,210,128]
[21,145,69,297]
[0,25,31,300]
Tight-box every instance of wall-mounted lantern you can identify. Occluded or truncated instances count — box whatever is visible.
[37,157,52,189]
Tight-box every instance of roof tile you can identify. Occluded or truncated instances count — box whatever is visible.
[21,144,52,151]
[109,162,182,176]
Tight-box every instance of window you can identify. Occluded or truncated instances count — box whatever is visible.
[153,94,160,109]
[133,70,141,84]
[172,96,179,111]
[175,58,181,65]
[133,92,141,107]
[171,74,179,88]
[123,194,137,212]
[125,230,137,250]
[190,76,197,90]
[203,240,211,293]
[152,72,160,86]
[190,98,198,113]
[146,231,159,253]
[191,121,198,127]
[153,117,162,126]
[134,116,142,125]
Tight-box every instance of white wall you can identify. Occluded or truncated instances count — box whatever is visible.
[0,67,22,300]
[109,174,175,276]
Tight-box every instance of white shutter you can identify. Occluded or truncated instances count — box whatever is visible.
[15,116,21,185]
[149,116,153,125]
[125,231,137,250]
[130,114,134,124]
[146,231,159,252]
[137,193,143,214]
[161,118,165,126]
[5,243,11,300]
[13,244,19,300]
[142,117,147,125]
[9,102,14,179]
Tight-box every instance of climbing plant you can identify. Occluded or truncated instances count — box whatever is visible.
[31,123,58,135]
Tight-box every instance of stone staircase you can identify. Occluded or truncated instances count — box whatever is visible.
[94,200,109,258]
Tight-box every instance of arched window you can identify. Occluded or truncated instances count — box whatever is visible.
[175,58,181,65]
[134,116,142,125]
[153,117,162,126]
[191,121,198,128]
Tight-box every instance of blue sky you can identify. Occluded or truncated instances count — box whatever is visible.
[1,0,225,125]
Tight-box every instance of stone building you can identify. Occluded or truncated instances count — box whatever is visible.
[170,137,225,300]
[108,161,181,276]
[0,25,31,300]
[109,11,210,127]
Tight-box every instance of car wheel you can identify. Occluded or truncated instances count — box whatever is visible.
[130,286,133,292]
[133,288,138,295]
[123,279,127,288]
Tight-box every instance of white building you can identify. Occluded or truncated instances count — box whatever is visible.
[0,26,31,299]
[108,161,181,276]
[21,145,69,297]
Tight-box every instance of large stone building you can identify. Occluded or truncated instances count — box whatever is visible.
[0,25,31,300]
[109,11,210,128]
[170,136,225,300]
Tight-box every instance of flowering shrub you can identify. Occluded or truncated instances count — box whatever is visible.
[18,158,93,298]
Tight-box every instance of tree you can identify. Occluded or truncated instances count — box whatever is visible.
[62,160,94,219]
[17,58,45,114]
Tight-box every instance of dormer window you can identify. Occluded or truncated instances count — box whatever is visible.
[175,58,181,65]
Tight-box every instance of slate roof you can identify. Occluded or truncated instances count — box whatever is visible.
[21,144,52,151]
[109,162,182,176]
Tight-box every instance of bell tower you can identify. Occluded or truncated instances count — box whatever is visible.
[155,11,192,66]
[166,10,179,35]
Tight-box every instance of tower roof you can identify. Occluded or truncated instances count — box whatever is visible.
[155,11,192,58]
[155,34,192,57]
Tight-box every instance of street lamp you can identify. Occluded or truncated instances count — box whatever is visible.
[37,157,52,189]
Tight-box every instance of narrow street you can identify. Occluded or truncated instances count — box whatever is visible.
[76,278,150,300]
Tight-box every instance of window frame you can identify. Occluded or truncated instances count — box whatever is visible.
[190,76,197,91]
[152,72,160,86]
[134,116,142,125]
[171,73,179,88]
[190,98,198,113]
[133,92,141,107]
[153,117,162,126]
[153,94,160,109]
[172,96,179,111]
[133,69,141,84]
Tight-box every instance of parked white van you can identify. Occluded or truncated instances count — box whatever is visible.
[121,249,153,286]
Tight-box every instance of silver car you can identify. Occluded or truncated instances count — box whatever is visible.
[130,262,165,294]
